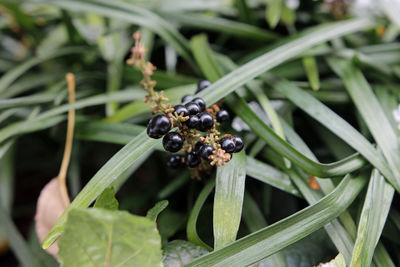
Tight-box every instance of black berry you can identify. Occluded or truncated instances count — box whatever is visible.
[196,80,211,93]
[192,97,206,112]
[185,152,201,168]
[219,137,235,153]
[233,136,244,153]
[216,110,230,123]
[173,105,189,117]
[185,115,199,128]
[163,132,184,153]
[196,112,214,132]
[194,142,203,153]
[146,118,152,126]
[147,114,171,139]
[181,94,193,103]
[185,102,201,115]
[167,155,182,168]
[199,145,214,159]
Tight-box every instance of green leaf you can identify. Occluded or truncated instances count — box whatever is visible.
[58,208,162,267]
[246,157,300,197]
[350,170,394,267]
[190,34,223,82]
[94,186,119,210]
[229,96,366,178]
[195,17,375,113]
[42,132,159,249]
[187,174,367,266]
[0,47,85,95]
[187,179,214,251]
[213,151,246,249]
[162,240,208,266]
[165,12,279,41]
[274,81,395,188]
[42,17,375,249]
[146,200,169,222]
[35,0,192,62]
[302,56,320,91]
[0,203,41,267]
[328,58,400,190]
[266,0,282,29]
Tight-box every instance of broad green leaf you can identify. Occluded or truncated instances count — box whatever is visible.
[187,174,367,266]
[213,151,246,249]
[302,56,320,91]
[42,132,159,249]
[350,170,394,267]
[94,186,119,210]
[162,240,208,266]
[187,179,214,251]
[146,200,169,222]
[58,208,162,267]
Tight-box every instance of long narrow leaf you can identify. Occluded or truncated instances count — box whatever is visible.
[187,174,367,266]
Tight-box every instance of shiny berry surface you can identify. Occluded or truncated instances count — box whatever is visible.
[233,136,244,153]
[186,115,199,128]
[185,102,201,115]
[181,94,193,103]
[147,114,171,139]
[199,145,214,159]
[216,110,230,123]
[196,112,214,132]
[173,105,189,117]
[196,80,211,93]
[167,155,182,168]
[194,142,203,153]
[163,132,184,152]
[185,152,201,168]
[219,137,235,153]
[191,97,206,112]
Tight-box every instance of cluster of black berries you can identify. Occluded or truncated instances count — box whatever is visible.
[146,80,243,169]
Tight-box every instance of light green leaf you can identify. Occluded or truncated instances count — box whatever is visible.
[328,58,400,190]
[187,179,214,251]
[94,187,119,210]
[274,81,395,189]
[266,0,282,29]
[350,170,394,267]
[214,151,246,249]
[146,200,169,222]
[187,174,367,266]
[302,56,320,91]
[162,240,208,266]
[58,208,163,267]
[246,157,300,197]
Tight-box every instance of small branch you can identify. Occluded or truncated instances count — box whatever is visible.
[58,73,76,207]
